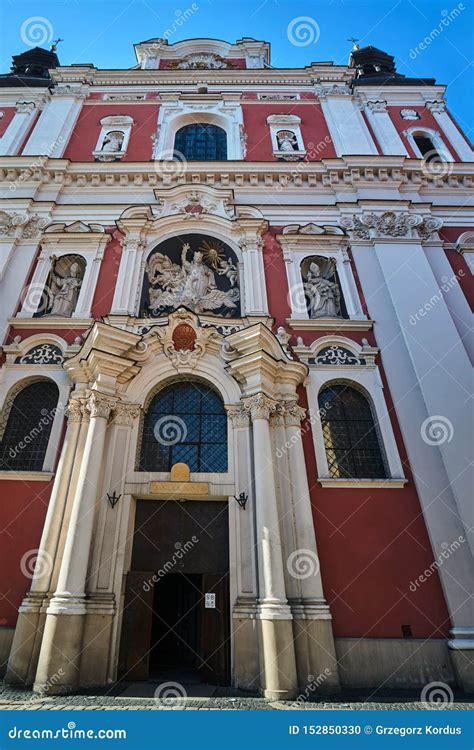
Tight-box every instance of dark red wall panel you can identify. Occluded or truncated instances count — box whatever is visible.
[63,104,159,161]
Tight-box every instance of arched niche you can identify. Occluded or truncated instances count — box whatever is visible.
[139,233,241,318]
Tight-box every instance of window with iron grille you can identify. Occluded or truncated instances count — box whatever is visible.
[318,384,387,479]
[139,381,228,473]
[174,124,227,161]
[0,381,59,472]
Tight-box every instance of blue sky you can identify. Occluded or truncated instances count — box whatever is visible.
[1,0,473,139]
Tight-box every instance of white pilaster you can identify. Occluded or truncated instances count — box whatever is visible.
[319,93,378,156]
[111,237,145,315]
[241,239,269,316]
[351,239,474,635]
[427,104,473,162]
[0,102,38,156]
[364,101,409,156]
[22,87,86,157]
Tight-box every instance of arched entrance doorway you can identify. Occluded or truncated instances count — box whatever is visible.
[118,381,231,686]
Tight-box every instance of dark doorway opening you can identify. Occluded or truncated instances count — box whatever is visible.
[119,500,230,686]
[150,573,201,673]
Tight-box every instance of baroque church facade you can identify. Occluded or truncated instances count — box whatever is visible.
[0,37,472,698]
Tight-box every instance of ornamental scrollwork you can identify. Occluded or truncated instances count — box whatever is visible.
[16,344,64,365]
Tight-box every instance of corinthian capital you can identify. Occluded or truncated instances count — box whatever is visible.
[243,393,279,421]
[87,393,117,420]
[113,402,141,426]
[225,403,249,428]
[65,399,83,423]
[284,401,307,427]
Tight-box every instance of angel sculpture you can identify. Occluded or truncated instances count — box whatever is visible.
[146,243,240,315]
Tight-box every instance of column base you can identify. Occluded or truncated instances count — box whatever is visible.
[292,611,340,694]
[258,616,298,700]
[449,629,474,693]
[4,595,46,687]
[33,611,85,695]
[232,602,260,692]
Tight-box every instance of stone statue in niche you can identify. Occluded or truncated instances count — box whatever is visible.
[146,242,240,315]
[277,130,298,152]
[101,130,124,152]
[303,259,341,318]
[48,257,83,317]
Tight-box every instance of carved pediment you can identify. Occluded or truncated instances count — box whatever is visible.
[153,185,235,220]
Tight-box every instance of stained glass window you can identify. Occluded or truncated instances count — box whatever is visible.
[318,384,387,479]
[139,382,228,473]
[0,381,59,471]
[174,124,227,161]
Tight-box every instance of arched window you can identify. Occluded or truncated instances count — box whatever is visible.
[412,133,440,162]
[318,384,387,479]
[174,124,227,161]
[0,380,59,471]
[139,381,228,472]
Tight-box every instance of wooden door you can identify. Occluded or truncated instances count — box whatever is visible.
[118,571,154,680]
[199,573,230,685]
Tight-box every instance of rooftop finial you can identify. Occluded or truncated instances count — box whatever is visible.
[50,38,63,52]
[347,37,360,51]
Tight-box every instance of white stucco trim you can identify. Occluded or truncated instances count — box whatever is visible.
[455,231,474,274]
[405,126,453,162]
[279,235,365,320]
[153,99,244,160]
[304,338,405,482]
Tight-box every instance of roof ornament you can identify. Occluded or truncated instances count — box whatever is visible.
[50,38,63,52]
[347,37,360,51]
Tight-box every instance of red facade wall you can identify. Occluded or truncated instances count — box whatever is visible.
[0,107,16,137]
[387,106,459,159]
[63,104,160,162]
[0,480,54,627]
[91,231,123,318]
[440,226,474,309]
[297,385,451,639]
[242,103,336,161]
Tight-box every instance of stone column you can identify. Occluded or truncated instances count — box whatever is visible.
[284,401,340,691]
[244,393,298,700]
[5,399,83,687]
[33,392,116,694]
[226,404,259,691]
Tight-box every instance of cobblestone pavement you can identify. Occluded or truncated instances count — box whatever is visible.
[0,682,472,710]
